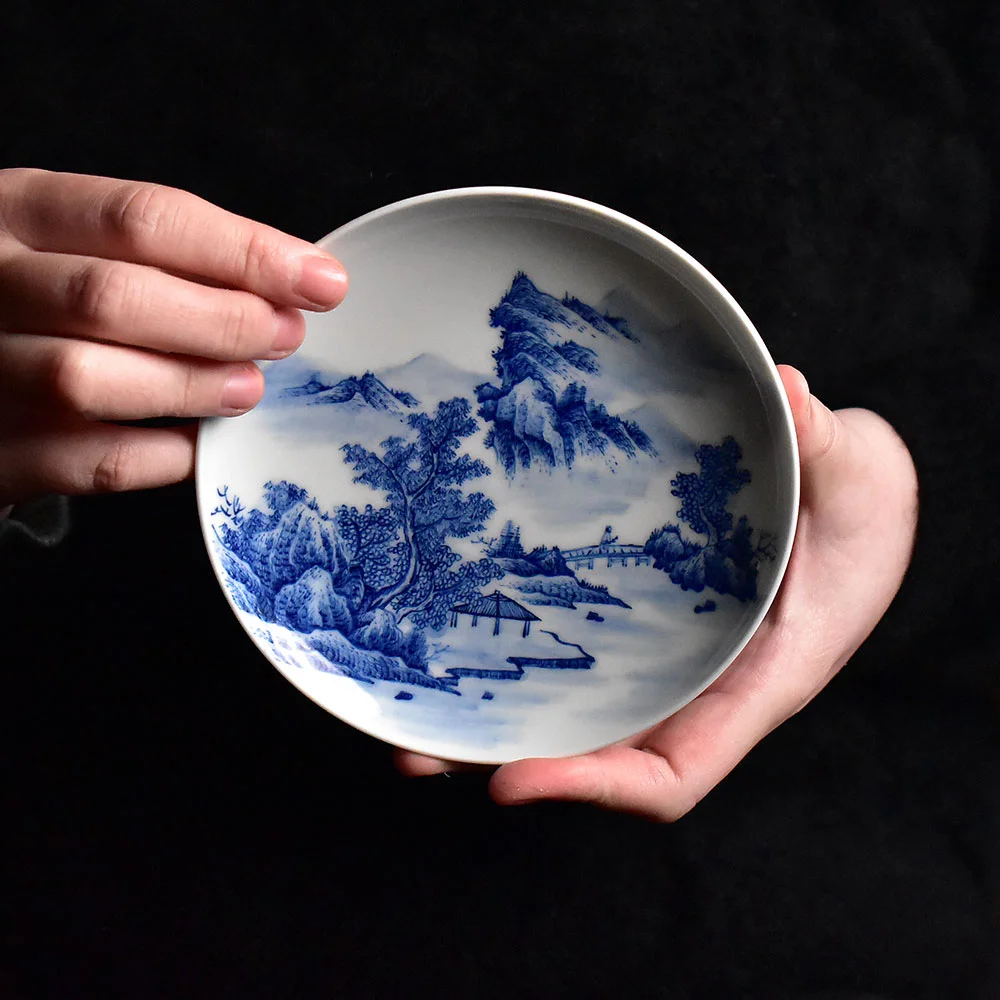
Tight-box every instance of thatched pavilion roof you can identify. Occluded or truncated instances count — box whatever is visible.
[450,591,541,622]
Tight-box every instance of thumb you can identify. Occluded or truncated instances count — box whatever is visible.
[777,364,840,469]
[777,364,863,514]
[777,363,917,552]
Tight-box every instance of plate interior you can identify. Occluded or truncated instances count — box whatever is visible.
[196,191,797,762]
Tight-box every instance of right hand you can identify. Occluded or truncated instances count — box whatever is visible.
[0,168,348,506]
[396,367,919,821]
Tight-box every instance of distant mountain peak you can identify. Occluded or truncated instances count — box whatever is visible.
[282,371,419,413]
[493,272,638,344]
[282,372,330,397]
[477,273,655,477]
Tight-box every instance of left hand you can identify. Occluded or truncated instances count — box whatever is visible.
[0,169,347,506]
[394,365,919,821]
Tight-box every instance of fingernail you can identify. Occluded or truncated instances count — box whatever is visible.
[268,308,305,359]
[221,364,263,414]
[296,254,348,309]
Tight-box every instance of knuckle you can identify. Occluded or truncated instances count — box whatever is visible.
[218,296,267,358]
[50,344,102,419]
[236,228,282,286]
[91,437,138,493]
[819,409,840,460]
[66,260,136,329]
[178,361,200,414]
[641,757,695,823]
[103,182,179,247]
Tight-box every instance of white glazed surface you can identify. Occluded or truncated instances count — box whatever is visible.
[196,188,799,763]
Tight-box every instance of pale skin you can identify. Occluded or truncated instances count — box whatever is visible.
[0,168,347,505]
[0,170,919,820]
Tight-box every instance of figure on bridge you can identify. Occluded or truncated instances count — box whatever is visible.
[600,525,619,548]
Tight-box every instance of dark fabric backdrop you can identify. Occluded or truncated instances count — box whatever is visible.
[3,2,999,998]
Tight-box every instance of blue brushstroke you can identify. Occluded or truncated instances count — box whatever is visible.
[539,630,592,657]
[211,398,502,695]
[505,656,594,670]
[644,437,776,602]
[475,273,656,476]
[483,520,631,609]
[506,630,595,671]
[283,371,419,413]
[445,663,525,682]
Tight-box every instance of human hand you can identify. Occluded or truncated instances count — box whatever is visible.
[0,169,347,507]
[395,365,919,820]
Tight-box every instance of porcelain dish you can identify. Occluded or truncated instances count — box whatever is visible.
[196,188,799,763]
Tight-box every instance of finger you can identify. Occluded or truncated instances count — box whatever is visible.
[0,417,197,504]
[394,750,453,776]
[0,333,264,420]
[0,248,305,360]
[392,748,492,777]
[0,169,347,310]
[490,744,688,819]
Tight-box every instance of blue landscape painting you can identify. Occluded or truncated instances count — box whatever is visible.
[644,437,776,602]
[475,273,656,477]
[282,370,419,414]
[211,273,775,700]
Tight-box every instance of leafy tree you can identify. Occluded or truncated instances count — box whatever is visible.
[338,397,503,628]
[645,439,774,603]
[210,401,504,683]
[670,437,751,544]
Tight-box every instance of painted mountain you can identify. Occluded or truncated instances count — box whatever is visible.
[475,273,656,476]
[283,371,419,414]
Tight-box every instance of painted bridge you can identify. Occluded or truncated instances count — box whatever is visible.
[562,542,651,569]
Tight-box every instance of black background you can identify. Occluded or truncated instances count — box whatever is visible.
[3,2,999,997]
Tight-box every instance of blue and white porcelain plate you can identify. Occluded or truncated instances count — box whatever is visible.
[196,188,799,763]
